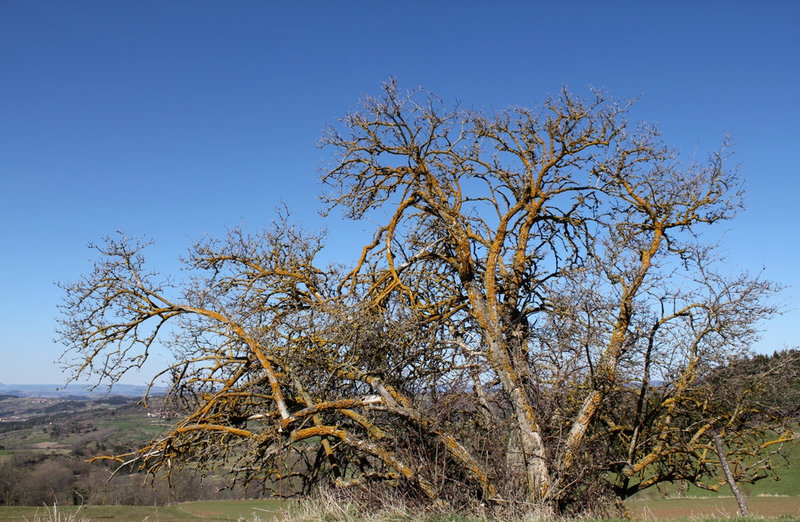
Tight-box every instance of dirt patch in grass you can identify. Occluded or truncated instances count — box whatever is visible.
[28,441,67,449]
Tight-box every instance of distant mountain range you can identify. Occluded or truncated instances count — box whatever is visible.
[0,382,165,398]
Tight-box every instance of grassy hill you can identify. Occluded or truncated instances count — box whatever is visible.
[0,395,797,519]
[625,429,800,501]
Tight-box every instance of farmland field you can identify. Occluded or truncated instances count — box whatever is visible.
[0,395,173,460]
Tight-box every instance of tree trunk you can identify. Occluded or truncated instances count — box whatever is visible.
[464,280,552,501]
[713,434,749,516]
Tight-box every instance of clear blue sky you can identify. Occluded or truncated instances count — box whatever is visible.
[1,1,798,385]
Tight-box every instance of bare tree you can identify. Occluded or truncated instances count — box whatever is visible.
[58,81,788,514]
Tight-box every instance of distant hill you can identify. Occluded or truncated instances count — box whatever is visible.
[0,382,165,398]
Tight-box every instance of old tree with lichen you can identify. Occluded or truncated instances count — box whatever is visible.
[58,82,793,513]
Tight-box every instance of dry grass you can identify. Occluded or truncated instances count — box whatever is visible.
[9,495,799,521]
[21,503,89,522]
[279,487,563,521]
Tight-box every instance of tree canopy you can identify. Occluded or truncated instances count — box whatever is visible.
[58,82,791,515]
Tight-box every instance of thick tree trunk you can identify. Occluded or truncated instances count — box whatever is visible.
[464,280,552,501]
[713,434,749,516]
[503,369,551,500]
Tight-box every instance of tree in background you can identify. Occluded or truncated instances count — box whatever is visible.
[58,82,790,515]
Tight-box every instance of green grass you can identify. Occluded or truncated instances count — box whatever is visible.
[628,429,800,502]
[0,499,285,521]
[689,439,798,499]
